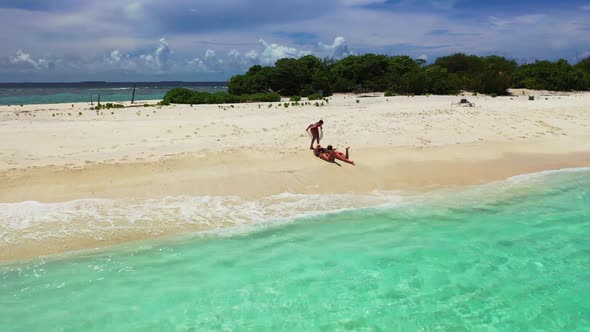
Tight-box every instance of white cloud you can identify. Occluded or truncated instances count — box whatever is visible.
[123,2,145,20]
[489,14,546,27]
[106,50,122,64]
[257,39,310,65]
[187,57,206,71]
[317,37,351,58]
[139,38,172,70]
[580,5,590,11]
[9,50,48,70]
[104,49,138,70]
[184,38,350,74]
[245,50,259,61]
[418,54,428,61]
[514,14,546,24]
[154,38,172,68]
[188,49,221,72]
[227,49,240,58]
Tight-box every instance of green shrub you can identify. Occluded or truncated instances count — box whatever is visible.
[384,91,395,97]
[307,93,322,100]
[162,88,280,105]
[94,103,125,110]
[163,88,194,103]
[290,95,302,102]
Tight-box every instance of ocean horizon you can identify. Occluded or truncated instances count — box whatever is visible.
[1,167,589,331]
[0,81,228,106]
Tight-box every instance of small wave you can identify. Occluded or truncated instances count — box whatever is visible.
[505,167,590,183]
[1,167,587,247]
[0,192,404,246]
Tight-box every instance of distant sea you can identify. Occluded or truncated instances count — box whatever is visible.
[0,82,227,106]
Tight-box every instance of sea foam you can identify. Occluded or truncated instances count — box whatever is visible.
[0,192,404,245]
[1,167,588,246]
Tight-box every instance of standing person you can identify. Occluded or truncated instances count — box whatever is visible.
[306,120,324,150]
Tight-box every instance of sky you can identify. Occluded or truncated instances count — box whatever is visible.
[0,0,589,82]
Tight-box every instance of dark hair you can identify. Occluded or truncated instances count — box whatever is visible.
[327,145,333,150]
[319,120,324,124]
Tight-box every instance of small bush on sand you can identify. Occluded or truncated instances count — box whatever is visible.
[94,103,124,110]
[307,93,322,100]
[290,96,302,102]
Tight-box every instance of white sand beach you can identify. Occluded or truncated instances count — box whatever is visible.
[1,91,590,261]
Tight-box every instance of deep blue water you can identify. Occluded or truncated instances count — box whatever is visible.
[0,82,227,105]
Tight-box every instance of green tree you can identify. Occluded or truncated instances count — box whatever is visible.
[424,66,460,94]
[514,59,587,91]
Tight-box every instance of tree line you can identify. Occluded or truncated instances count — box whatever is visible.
[227,53,590,97]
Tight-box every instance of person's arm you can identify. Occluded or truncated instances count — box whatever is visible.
[306,124,313,130]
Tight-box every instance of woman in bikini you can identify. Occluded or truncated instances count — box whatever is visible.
[314,144,355,165]
[326,145,355,165]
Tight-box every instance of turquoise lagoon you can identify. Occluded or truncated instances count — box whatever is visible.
[1,168,589,331]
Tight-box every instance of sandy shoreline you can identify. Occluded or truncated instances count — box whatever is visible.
[1,92,590,262]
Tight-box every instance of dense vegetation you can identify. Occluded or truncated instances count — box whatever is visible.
[226,53,590,97]
[162,53,590,104]
[513,59,590,91]
[162,89,281,104]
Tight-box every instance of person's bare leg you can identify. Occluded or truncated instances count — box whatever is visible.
[342,148,354,165]
[310,137,316,149]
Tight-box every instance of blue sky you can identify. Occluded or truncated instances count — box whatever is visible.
[0,0,589,82]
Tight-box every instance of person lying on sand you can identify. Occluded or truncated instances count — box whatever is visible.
[314,144,355,165]
[313,144,330,160]
[326,145,355,165]
[306,120,324,149]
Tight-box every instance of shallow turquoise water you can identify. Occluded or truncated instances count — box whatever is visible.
[1,169,589,331]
